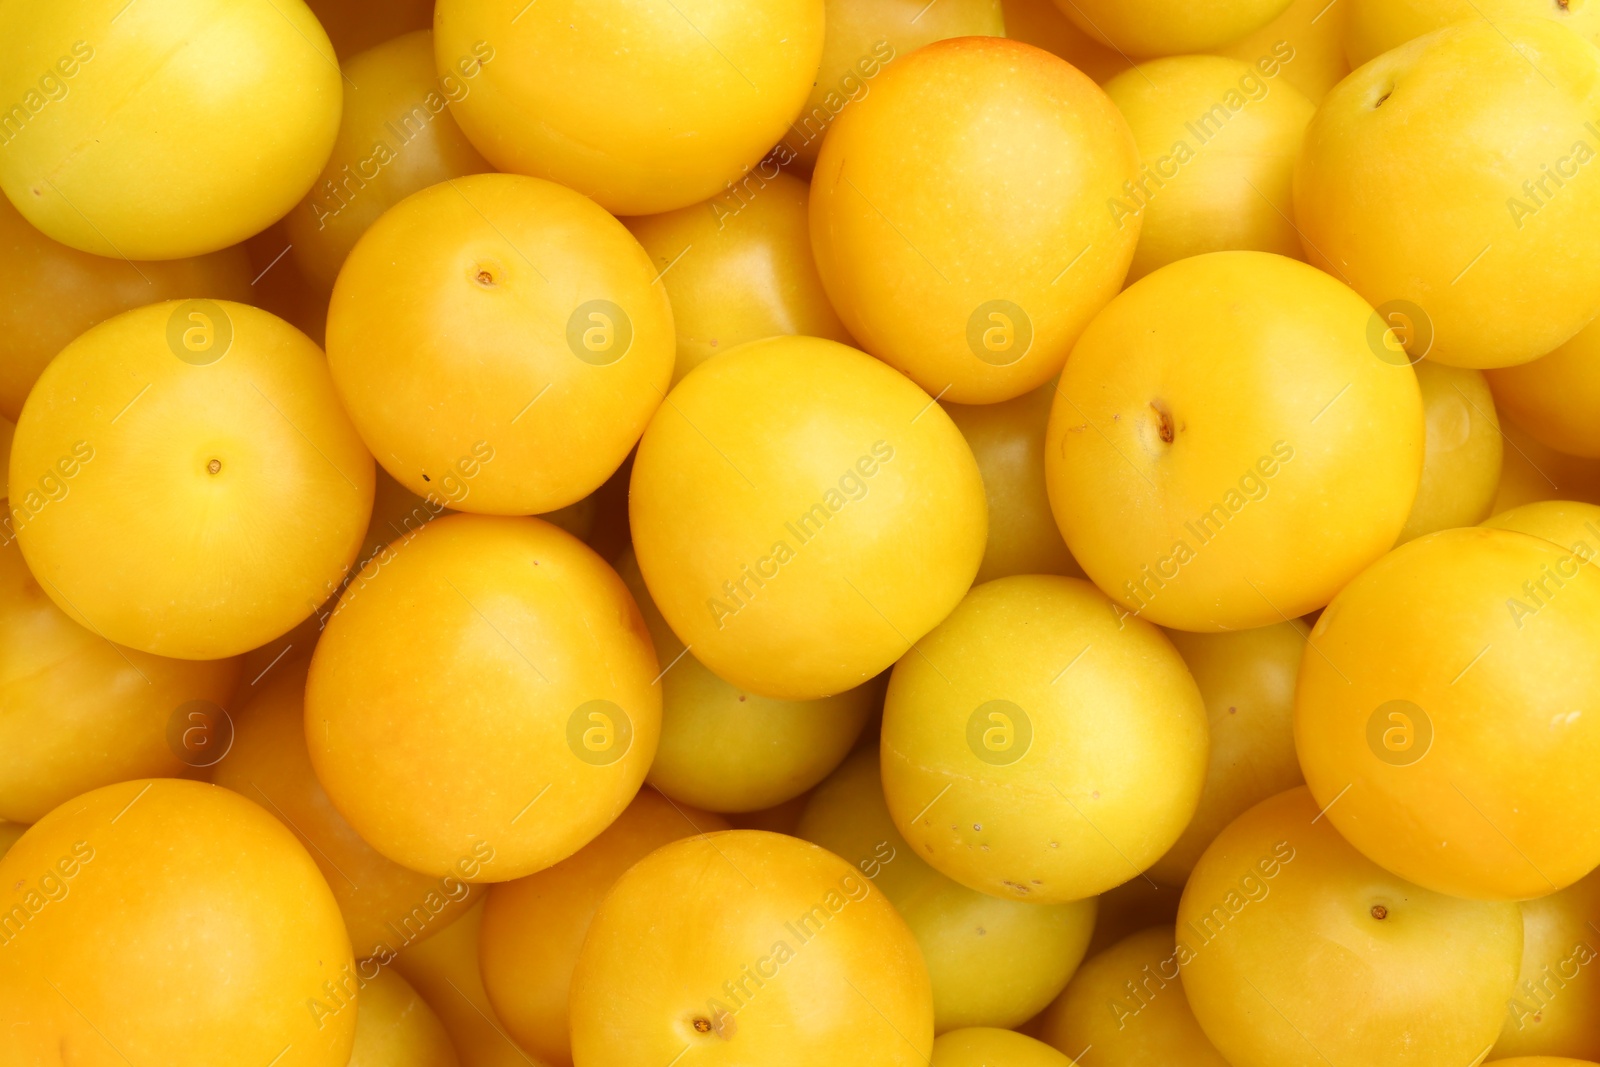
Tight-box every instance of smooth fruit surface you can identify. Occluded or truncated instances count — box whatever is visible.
[617,549,875,813]
[327,172,673,515]
[306,514,660,881]
[390,900,532,1067]
[288,31,492,291]
[1492,868,1600,1059]
[1103,55,1314,283]
[346,967,460,1067]
[10,299,374,659]
[1344,0,1600,67]
[212,656,480,960]
[1149,620,1307,886]
[1178,787,1523,1067]
[0,196,253,420]
[779,0,1004,168]
[932,1027,1076,1066]
[433,0,825,215]
[1295,527,1600,899]
[1035,927,1231,1066]
[0,529,240,822]
[569,830,934,1066]
[1055,0,1293,56]
[1217,0,1351,104]
[1397,359,1503,542]
[0,779,357,1067]
[1295,18,1600,368]
[0,0,341,258]
[1488,317,1600,458]
[629,335,986,701]
[811,35,1141,403]
[1046,251,1424,631]
[480,790,728,1067]
[880,575,1209,903]
[624,172,851,386]
[800,747,1097,1032]
[943,381,1084,585]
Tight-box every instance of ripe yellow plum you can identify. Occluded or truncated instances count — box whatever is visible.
[1493,868,1600,1059]
[1295,527,1600,899]
[616,550,874,812]
[10,299,374,659]
[1344,0,1600,68]
[778,0,1004,169]
[624,172,851,386]
[811,36,1140,403]
[212,657,480,960]
[1295,19,1600,368]
[391,901,536,1067]
[0,820,22,855]
[1488,318,1600,458]
[347,967,460,1067]
[434,0,825,215]
[800,748,1096,1032]
[943,382,1085,584]
[880,575,1208,904]
[0,0,341,259]
[0,196,253,420]
[327,173,673,516]
[480,790,728,1067]
[1046,251,1424,631]
[933,1027,1076,1066]
[0,530,240,822]
[306,514,660,881]
[1054,0,1293,56]
[0,779,357,1067]
[1001,0,1133,82]
[1148,621,1307,886]
[1217,0,1351,104]
[1179,788,1522,1067]
[569,830,934,1066]
[629,335,986,702]
[1035,927,1230,1067]
[1103,55,1314,283]
[1484,500,1600,560]
[287,31,491,291]
[1397,360,1503,541]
